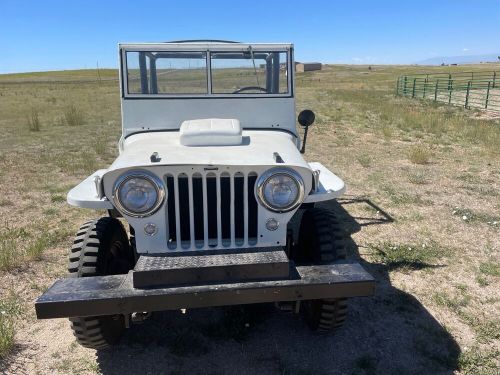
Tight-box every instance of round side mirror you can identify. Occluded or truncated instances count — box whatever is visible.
[298,110,315,127]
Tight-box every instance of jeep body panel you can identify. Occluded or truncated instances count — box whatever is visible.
[303,162,346,203]
[119,43,296,138]
[67,160,346,211]
[121,98,297,139]
[66,41,347,255]
[66,169,112,209]
[38,41,374,338]
[110,130,306,170]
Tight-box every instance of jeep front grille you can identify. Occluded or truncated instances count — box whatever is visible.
[165,171,258,250]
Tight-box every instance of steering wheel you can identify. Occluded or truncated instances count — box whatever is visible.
[232,86,268,94]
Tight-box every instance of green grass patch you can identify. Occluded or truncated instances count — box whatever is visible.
[433,287,499,344]
[382,186,431,205]
[452,208,500,226]
[50,194,65,203]
[0,226,29,271]
[479,261,500,277]
[371,241,444,271]
[474,319,500,343]
[433,291,471,311]
[0,314,14,359]
[0,224,68,270]
[0,294,23,359]
[458,347,499,375]
[26,234,51,260]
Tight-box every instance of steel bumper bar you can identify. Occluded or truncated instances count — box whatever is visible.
[35,263,375,319]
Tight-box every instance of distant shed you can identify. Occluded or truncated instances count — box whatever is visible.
[296,62,322,72]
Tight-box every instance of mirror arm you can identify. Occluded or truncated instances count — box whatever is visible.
[300,125,309,154]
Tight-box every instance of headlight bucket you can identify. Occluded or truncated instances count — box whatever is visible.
[113,171,165,217]
[256,168,305,213]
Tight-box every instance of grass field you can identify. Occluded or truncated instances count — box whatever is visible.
[0,63,499,374]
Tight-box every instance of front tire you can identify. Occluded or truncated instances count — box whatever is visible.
[68,217,134,349]
[293,207,349,331]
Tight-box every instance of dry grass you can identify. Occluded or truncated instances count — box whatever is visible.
[0,64,498,374]
[0,315,14,359]
[63,104,85,126]
[0,294,22,359]
[27,108,41,131]
[408,145,431,164]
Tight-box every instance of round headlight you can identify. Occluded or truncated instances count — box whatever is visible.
[256,168,305,212]
[113,171,165,217]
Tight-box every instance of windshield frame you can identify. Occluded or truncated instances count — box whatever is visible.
[120,43,294,99]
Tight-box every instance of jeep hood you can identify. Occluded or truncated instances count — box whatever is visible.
[107,130,309,171]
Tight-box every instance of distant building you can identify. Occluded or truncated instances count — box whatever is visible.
[295,62,322,73]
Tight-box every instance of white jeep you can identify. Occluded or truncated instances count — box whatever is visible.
[36,41,374,349]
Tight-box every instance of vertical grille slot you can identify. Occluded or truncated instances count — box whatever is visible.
[247,172,258,245]
[192,173,204,247]
[177,174,190,247]
[220,172,231,246]
[166,175,176,249]
[165,169,259,250]
[234,172,245,246]
[206,173,218,246]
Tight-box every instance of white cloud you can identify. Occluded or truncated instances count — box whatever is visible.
[462,48,469,52]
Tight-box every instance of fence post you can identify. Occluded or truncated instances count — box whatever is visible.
[403,76,408,95]
[464,81,471,108]
[448,74,452,90]
[434,79,439,101]
[423,78,427,98]
[485,81,491,109]
[493,71,496,88]
[412,78,417,98]
[449,79,453,104]
[396,77,400,96]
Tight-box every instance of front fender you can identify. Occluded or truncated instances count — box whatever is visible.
[67,170,113,209]
[303,162,346,203]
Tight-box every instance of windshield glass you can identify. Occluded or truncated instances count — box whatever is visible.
[211,51,288,94]
[126,52,207,94]
[125,49,289,95]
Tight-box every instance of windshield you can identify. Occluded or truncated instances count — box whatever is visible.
[125,49,289,96]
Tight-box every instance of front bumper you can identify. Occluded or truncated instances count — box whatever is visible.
[35,250,375,319]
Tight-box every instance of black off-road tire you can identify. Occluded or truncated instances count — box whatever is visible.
[294,207,349,331]
[68,217,134,350]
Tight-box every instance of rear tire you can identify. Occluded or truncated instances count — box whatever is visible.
[293,207,349,331]
[68,217,134,349]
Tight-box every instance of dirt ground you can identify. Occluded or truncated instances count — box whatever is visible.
[0,64,499,374]
[2,200,463,375]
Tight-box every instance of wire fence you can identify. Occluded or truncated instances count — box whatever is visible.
[396,71,499,113]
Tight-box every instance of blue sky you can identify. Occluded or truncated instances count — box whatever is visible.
[1,0,499,73]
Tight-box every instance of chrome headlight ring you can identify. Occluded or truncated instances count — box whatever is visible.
[256,168,305,213]
[112,170,166,218]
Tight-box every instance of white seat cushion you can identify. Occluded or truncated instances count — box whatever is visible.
[180,118,242,146]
